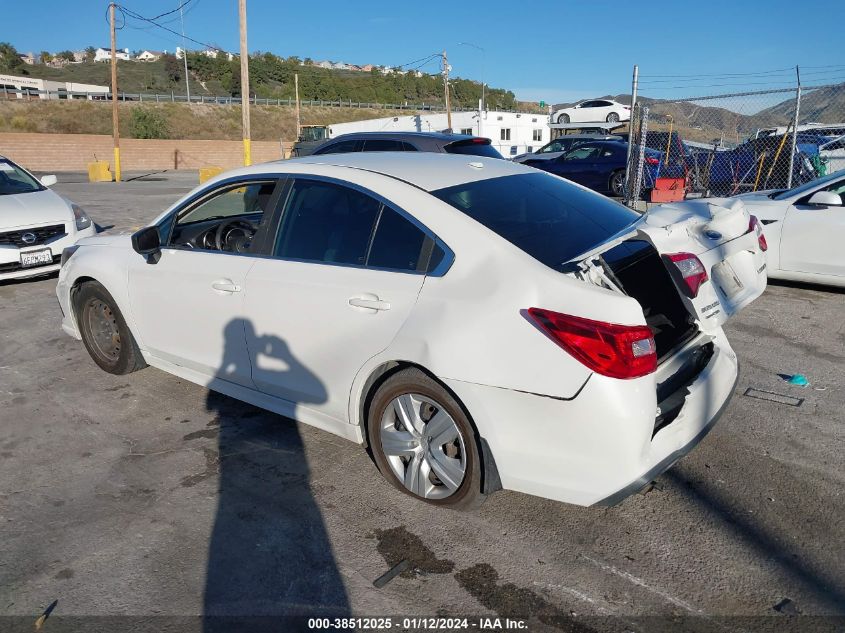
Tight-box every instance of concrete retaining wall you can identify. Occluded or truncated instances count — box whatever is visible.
[0,133,291,172]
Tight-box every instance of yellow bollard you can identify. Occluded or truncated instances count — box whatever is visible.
[199,166,224,184]
[87,161,112,183]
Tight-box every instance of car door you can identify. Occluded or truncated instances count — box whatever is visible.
[127,177,283,387]
[242,177,438,425]
[780,180,845,277]
[548,144,604,188]
[591,100,613,121]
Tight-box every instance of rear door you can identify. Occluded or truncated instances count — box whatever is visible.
[242,177,439,424]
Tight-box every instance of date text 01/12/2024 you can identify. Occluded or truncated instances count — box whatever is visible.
[306,617,529,630]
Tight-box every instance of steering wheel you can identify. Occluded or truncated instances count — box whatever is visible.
[214,219,255,252]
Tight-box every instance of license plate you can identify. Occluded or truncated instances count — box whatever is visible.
[20,248,53,268]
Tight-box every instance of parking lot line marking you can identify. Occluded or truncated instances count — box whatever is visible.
[581,554,702,614]
[743,388,804,407]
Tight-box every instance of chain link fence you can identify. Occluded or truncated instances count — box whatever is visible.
[624,76,845,207]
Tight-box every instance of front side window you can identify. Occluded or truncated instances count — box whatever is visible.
[0,159,43,195]
[562,145,601,161]
[315,139,361,155]
[177,182,275,226]
[275,180,381,265]
[362,139,405,152]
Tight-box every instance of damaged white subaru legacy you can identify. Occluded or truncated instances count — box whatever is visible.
[56,153,767,509]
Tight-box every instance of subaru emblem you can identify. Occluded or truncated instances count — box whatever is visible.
[21,232,37,245]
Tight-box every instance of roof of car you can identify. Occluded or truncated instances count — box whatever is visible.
[272,152,531,191]
[325,131,479,142]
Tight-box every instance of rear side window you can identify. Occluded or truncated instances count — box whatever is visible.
[275,180,380,265]
[368,208,427,271]
[445,140,503,159]
[362,139,406,152]
[431,172,638,270]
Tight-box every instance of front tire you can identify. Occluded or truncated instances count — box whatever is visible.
[74,281,147,375]
[558,113,570,124]
[367,368,484,509]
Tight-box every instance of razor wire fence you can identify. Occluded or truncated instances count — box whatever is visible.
[623,73,845,207]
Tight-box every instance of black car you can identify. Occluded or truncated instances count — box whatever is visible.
[308,132,504,159]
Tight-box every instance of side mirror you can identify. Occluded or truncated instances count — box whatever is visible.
[131,226,161,262]
[807,190,842,207]
[40,175,57,187]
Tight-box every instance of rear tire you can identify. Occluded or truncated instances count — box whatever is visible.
[607,112,620,123]
[74,281,147,375]
[558,113,570,124]
[609,169,626,197]
[367,368,484,510]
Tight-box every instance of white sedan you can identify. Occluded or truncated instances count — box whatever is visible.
[56,154,767,508]
[551,99,631,125]
[0,156,95,281]
[736,170,845,287]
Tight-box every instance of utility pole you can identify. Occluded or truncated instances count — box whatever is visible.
[294,72,301,140]
[179,2,190,102]
[787,65,801,189]
[238,0,251,166]
[109,2,121,182]
[442,50,452,132]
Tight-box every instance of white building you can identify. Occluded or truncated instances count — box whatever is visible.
[136,50,165,62]
[176,47,233,61]
[326,109,551,157]
[0,74,109,100]
[94,47,130,62]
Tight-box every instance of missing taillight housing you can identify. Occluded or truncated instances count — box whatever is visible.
[665,252,709,298]
[748,215,768,251]
[527,308,657,379]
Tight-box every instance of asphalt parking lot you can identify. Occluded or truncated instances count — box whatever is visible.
[1,171,843,632]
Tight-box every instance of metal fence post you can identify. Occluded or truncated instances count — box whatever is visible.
[787,66,801,189]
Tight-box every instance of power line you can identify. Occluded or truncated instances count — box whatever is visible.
[115,2,231,56]
[639,67,794,79]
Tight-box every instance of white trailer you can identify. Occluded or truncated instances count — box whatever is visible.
[326,109,551,158]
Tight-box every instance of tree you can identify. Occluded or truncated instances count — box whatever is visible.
[56,50,76,62]
[40,51,52,64]
[129,108,170,139]
[84,46,96,62]
[0,42,23,72]
[162,53,182,83]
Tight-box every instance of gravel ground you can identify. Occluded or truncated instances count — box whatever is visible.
[1,171,843,632]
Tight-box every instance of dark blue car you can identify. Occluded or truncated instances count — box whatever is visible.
[522,140,680,197]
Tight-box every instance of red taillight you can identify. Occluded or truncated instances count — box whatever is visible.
[666,252,709,298]
[527,308,657,379]
[645,156,659,165]
[748,215,768,251]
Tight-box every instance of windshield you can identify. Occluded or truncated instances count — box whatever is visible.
[0,159,44,195]
[774,169,845,200]
[431,172,639,270]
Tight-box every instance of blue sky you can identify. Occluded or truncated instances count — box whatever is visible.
[5,0,845,103]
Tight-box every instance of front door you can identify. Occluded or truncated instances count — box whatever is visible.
[127,178,282,387]
[243,177,434,424]
[781,189,845,277]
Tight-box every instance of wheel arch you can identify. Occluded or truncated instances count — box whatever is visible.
[356,359,502,495]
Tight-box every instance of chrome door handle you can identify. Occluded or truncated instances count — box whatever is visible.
[211,280,242,293]
[348,297,391,311]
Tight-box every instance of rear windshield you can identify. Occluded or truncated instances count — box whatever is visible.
[431,172,638,269]
[445,140,503,159]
